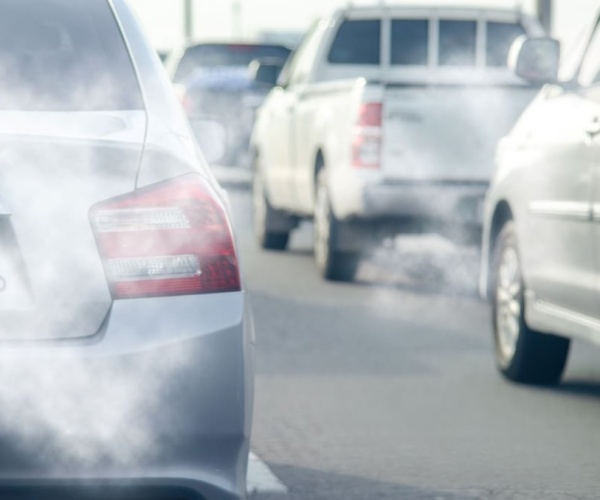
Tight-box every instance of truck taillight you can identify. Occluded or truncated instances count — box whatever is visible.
[90,174,241,299]
[352,103,382,169]
[357,103,382,127]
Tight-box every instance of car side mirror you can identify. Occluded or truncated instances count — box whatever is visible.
[508,36,561,85]
[249,58,284,88]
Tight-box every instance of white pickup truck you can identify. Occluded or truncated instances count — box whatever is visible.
[251,4,543,281]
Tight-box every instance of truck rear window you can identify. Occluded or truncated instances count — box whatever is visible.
[439,20,477,66]
[391,20,429,66]
[0,0,143,111]
[487,22,526,67]
[328,20,381,65]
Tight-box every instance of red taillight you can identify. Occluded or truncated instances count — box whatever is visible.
[90,174,241,299]
[352,103,382,169]
[357,103,382,127]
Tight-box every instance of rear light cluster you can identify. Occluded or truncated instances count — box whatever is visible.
[90,174,241,299]
[352,102,383,169]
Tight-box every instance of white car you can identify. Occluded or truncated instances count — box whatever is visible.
[480,19,600,385]
[251,3,542,281]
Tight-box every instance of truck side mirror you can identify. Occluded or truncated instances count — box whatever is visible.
[508,36,561,85]
[249,58,284,88]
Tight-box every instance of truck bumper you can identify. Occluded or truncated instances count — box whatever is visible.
[363,181,488,224]
[330,170,488,226]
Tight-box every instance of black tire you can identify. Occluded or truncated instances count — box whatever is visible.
[492,221,570,385]
[253,172,290,251]
[314,169,361,282]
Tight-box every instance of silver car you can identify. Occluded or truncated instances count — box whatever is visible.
[480,20,600,386]
[0,0,253,499]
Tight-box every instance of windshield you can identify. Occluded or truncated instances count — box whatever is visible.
[0,0,143,111]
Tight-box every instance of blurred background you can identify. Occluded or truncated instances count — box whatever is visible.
[128,0,596,52]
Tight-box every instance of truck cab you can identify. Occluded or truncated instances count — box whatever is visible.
[252,4,543,281]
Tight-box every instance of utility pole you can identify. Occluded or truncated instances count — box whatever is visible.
[232,0,242,40]
[184,0,194,43]
[536,0,553,35]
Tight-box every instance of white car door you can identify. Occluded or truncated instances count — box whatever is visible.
[259,24,322,210]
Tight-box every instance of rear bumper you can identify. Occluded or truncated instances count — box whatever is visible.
[363,182,488,224]
[329,170,488,225]
[0,292,254,500]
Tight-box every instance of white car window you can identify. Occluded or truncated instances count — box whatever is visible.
[439,20,477,67]
[391,19,429,66]
[578,22,600,87]
[328,19,381,66]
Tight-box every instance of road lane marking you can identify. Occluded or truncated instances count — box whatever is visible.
[247,452,288,494]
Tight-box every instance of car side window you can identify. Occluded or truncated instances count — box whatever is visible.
[578,25,600,87]
[328,19,381,65]
[278,22,323,87]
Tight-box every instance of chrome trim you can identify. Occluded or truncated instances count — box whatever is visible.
[529,201,591,221]
[525,291,600,346]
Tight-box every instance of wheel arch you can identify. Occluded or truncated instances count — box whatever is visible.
[486,200,514,296]
[314,149,326,181]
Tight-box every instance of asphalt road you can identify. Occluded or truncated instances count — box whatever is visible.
[226,188,600,500]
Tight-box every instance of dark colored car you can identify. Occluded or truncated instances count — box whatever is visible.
[167,43,291,166]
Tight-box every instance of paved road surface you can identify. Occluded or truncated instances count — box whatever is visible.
[226,188,600,500]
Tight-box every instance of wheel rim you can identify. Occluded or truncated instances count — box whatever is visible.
[496,246,522,363]
[253,175,267,241]
[314,178,331,272]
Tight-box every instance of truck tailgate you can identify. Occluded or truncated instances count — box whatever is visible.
[381,86,537,181]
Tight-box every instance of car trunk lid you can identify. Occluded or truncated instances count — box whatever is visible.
[0,111,146,341]
[380,84,537,182]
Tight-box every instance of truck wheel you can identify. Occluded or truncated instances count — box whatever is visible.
[314,171,360,282]
[492,222,570,385]
[253,173,290,251]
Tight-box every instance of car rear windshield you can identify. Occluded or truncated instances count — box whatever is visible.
[174,44,292,83]
[439,20,477,66]
[328,20,381,65]
[0,0,143,111]
[391,19,429,66]
[487,22,526,67]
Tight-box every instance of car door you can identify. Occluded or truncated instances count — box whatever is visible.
[576,23,600,321]
[259,25,320,209]
[520,28,600,321]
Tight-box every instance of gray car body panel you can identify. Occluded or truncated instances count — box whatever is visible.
[0,1,254,499]
[480,82,600,346]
